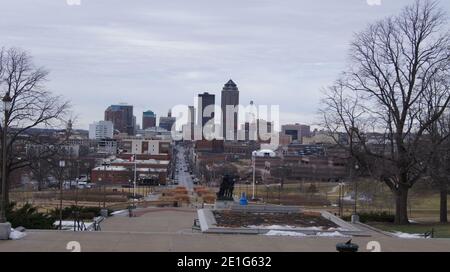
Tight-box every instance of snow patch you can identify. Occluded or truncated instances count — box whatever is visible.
[111,209,128,215]
[392,231,427,239]
[316,231,349,237]
[265,230,308,237]
[9,229,26,240]
[264,230,349,237]
[247,224,346,231]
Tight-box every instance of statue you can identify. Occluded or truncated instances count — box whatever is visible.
[216,174,236,201]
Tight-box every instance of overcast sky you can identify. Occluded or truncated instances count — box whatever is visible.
[1,0,449,129]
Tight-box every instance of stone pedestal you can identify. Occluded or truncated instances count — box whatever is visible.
[214,200,234,209]
[0,222,11,240]
[100,209,109,218]
[351,214,360,223]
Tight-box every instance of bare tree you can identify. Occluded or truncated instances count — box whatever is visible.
[426,111,450,223]
[0,47,70,204]
[320,1,450,224]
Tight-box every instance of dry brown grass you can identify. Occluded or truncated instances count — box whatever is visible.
[201,194,216,204]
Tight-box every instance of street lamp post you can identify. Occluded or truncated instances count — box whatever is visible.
[0,93,12,239]
[133,154,137,200]
[351,163,360,223]
[278,183,282,205]
[251,152,256,201]
[59,160,66,230]
[338,182,345,217]
[98,177,102,207]
[101,160,110,209]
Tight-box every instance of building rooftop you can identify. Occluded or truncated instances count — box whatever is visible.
[252,149,276,157]
[143,110,156,117]
[93,165,167,172]
[112,158,170,165]
[223,79,239,91]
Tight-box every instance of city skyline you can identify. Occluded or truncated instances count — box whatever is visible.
[2,0,450,130]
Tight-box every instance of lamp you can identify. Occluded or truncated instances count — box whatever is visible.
[0,93,13,237]
[2,93,12,112]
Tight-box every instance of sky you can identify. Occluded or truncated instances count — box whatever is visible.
[1,0,449,130]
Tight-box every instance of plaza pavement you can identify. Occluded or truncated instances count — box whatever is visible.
[1,208,450,252]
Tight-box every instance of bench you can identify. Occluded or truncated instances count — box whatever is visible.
[423,229,434,238]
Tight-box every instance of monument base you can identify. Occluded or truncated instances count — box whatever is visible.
[214,200,234,209]
[351,214,360,223]
[0,222,11,240]
[100,209,109,217]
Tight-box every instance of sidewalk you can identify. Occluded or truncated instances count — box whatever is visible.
[2,228,450,252]
[2,208,450,252]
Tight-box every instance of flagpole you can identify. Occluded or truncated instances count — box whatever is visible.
[133,154,137,200]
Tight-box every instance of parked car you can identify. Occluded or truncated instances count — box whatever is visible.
[77,181,88,189]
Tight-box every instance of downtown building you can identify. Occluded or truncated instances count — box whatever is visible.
[89,120,114,140]
[197,92,215,138]
[159,110,176,132]
[281,124,311,144]
[142,110,157,130]
[221,79,239,140]
[104,104,135,135]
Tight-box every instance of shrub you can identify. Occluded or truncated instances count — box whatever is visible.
[6,202,55,229]
[342,211,395,223]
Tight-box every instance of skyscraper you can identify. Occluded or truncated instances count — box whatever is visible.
[198,92,215,129]
[188,106,195,126]
[104,104,134,135]
[221,79,239,140]
[142,110,157,129]
[182,106,196,140]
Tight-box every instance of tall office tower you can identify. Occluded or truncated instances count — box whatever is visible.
[89,120,114,139]
[159,110,176,132]
[142,110,157,129]
[198,92,215,129]
[221,79,239,140]
[181,106,196,140]
[188,106,195,125]
[104,104,134,135]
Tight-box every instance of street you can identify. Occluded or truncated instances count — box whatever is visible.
[174,145,194,192]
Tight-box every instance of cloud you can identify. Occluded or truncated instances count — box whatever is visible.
[1,0,448,129]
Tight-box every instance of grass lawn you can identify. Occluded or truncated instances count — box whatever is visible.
[369,222,450,238]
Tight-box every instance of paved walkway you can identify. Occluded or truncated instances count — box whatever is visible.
[1,208,450,252]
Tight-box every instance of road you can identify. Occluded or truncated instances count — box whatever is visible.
[174,145,194,192]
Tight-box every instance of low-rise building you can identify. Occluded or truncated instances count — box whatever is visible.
[120,138,171,155]
[91,158,170,185]
[89,121,114,140]
[281,124,311,143]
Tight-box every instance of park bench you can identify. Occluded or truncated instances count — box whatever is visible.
[422,229,434,238]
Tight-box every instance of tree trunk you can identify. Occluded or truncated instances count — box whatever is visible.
[440,183,448,223]
[37,177,43,191]
[4,179,9,205]
[394,185,409,224]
